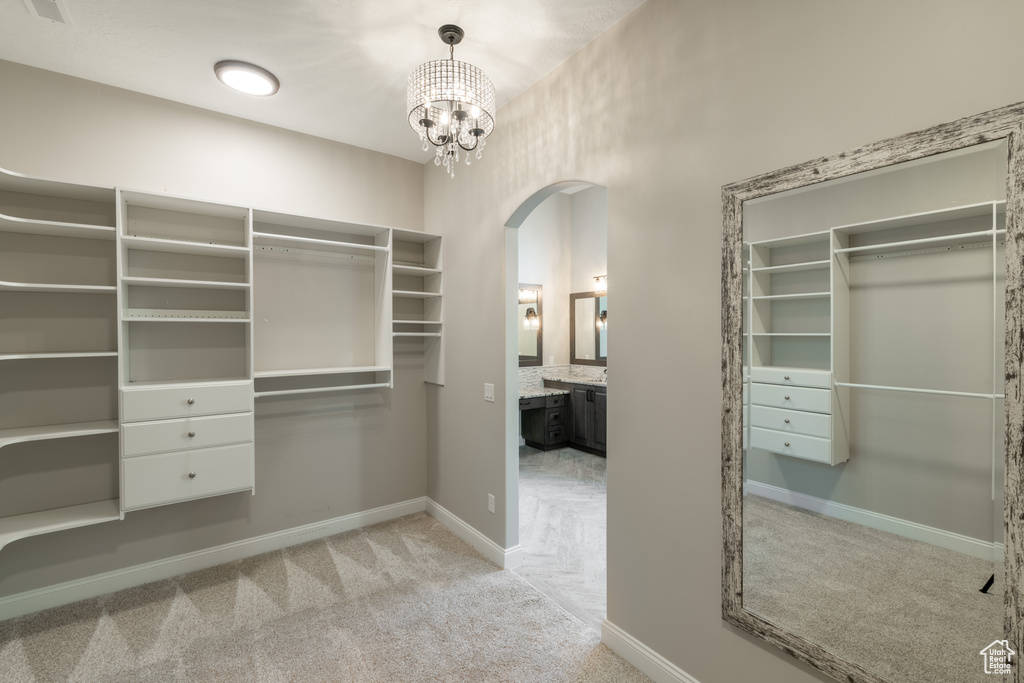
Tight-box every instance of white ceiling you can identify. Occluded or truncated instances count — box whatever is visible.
[0,0,644,162]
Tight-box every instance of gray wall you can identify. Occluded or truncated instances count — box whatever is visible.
[424,1,1024,681]
[518,193,571,365]
[0,59,428,597]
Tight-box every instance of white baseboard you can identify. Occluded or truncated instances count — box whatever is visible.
[745,480,1004,563]
[602,619,700,683]
[0,497,428,622]
[425,498,523,569]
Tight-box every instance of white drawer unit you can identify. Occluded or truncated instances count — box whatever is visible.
[749,383,831,414]
[749,427,832,464]
[122,443,254,510]
[121,381,253,422]
[122,413,254,457]
[750,405,831,439]
[749,367,831,389]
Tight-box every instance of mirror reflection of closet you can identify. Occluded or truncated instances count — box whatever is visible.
[734,139,1008,683]
[519,283,542,367]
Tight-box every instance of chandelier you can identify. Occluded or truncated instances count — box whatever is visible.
[407,25,495,179]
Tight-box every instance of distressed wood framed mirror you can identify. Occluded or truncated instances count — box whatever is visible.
[721,104,1024,683]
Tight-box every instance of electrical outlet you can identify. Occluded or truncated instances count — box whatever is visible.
[488,493,495,513]
[549,355,554,365]
[484,383,495,402]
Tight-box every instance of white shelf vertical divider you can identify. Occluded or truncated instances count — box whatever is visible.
[377,228,394,388]
[424,235,444,385]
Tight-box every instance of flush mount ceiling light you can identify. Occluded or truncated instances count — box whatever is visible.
[214,60,279,96]
[407,24,495,179]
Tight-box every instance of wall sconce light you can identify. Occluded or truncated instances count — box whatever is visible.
[524,307,540,330]
[597,309,608,330]
[594,275,607,292]
[519,288,538,303]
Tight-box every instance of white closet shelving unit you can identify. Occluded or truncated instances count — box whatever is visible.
[117,191,255,512]
[0,166,122,550]
[746,200,1006,467]
[251,210,393,398]
[392,228,444,385]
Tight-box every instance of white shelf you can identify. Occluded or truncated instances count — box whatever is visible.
[125,308,249,322]
[832,200,1005,235]
[0,499,120,552]
[751,292,830,301]
[0,281,116,294]
[393,290,442,299]
[123,377,251,389]
[254,365,390,379]
[393,333,442,338]
[121,235,249,257]
[393,320,442,325]
[253,231,386,253]
[255,383,390,398]
[751,260,831,274]
[121,276,248,290]
[0,165,113,203]
[0,420,119,451]
[393,264,441,277]
[0,212,116,240]
[751,333,830,337]
[0,352,117,361]
[834,229,997,255]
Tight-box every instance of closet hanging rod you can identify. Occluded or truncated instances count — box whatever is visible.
[834,381,1003,400]
[252,231,387,252]
[833,229,995,255]
[254,382,390,398]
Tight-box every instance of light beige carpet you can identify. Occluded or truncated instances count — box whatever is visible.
[744,494,1002,683]
[0,513,651,682]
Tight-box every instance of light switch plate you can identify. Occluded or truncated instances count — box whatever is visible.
[484,383,495,402]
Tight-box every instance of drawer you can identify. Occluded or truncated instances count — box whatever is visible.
[750,383,831,414]
[519,397,544,410]
[545,425,566,444]
[122,382,253,422]
[545,408,566,427]
[750,405,831,439]
[122,413,253,457]
[122,443,254,510]
[546,394,567,409]
[749,427,832,464]
[750,367,831,389]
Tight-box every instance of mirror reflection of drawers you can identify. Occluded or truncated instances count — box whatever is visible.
[748,368,833,464]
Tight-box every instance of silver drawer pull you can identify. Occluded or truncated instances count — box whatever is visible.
[188,471,197,479]
[784,375,790,380]
[187,398,195,405]
[188,431,196,438]
[784,395,790,400]
[784,442,790,447]
[784,419,790,424]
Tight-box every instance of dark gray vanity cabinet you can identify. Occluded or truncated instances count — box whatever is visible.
[569,385,607,452]
[519,393,569,450]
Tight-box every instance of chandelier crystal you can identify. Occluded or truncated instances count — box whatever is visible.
[408,25,495,179]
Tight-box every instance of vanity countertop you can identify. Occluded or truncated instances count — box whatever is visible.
[541,373,607,388]
[519,387,570,399]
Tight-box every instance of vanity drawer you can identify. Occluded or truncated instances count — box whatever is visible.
[749,427,831,463]
[122,413,253,458]
[546,394,567,408]
[519,397,545,411]
[750,383,831,414]
[122,382,253,422]
[122,443,254,510]
[546,408,566,427]
[546,425,566,444]
[750,367,831,389]
[750,405,830,439]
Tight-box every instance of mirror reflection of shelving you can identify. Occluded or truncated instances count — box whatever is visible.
[252,210,392,397]
[391,228,443,385]
[0,166,121,550]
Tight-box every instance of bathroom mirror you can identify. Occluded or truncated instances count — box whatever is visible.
[519,283,543,367]
[570,291,607,366]
[721,104,1024,683]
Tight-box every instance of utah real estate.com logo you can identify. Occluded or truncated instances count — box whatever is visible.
[980,640,1015,675]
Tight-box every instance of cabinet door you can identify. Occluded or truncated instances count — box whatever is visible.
[593,389,607,451]
[570,386,589,446]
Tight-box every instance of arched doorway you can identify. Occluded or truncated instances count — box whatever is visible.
[504,181,608,630]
